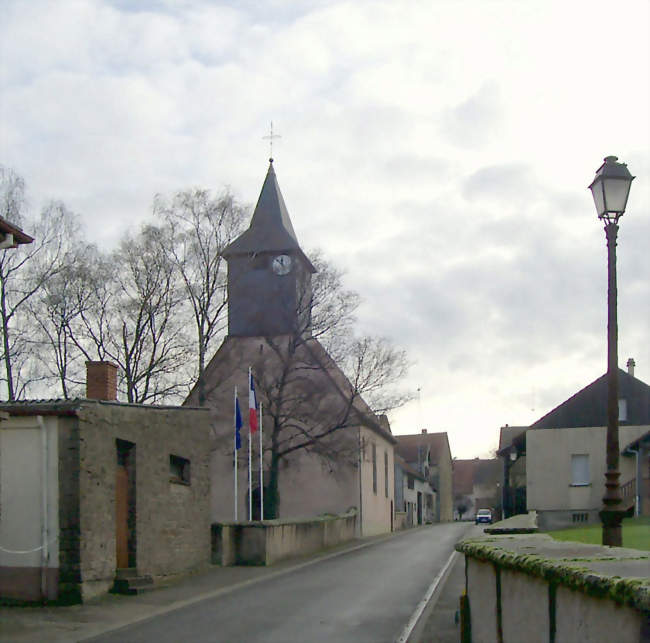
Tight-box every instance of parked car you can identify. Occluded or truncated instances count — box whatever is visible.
[475,509,492,524]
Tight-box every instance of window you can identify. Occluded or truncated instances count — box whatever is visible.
[170,454,191,484]
[384,451,389,497]
[372,443,377,494]
[571,454,589,486]
[618,398,628,422]
[407,475,414,490]
[572,512,588,523]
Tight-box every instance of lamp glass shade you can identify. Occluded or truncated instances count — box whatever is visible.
[590,180,606,217]
[588,156,634,220]
[602,176,632,215]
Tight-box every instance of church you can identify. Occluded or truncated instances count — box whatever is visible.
[184,159,396,537]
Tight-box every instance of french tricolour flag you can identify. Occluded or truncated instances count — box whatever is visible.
[249,368,258,434]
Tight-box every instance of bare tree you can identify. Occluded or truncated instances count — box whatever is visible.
[0,167,78,399]
[107,225,191,403]
[154,189,247,405]
[251,331,410,519]
[29,243,103,398]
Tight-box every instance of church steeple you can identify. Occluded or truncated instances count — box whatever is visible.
[224,161,315,338]
[224,160,298,256]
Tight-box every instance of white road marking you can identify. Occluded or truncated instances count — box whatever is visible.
[395,549,459,643]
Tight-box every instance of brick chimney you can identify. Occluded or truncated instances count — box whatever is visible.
[626,358,635,377]
[86,361,118,401]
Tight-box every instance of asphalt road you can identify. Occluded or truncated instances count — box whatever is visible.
[90,522,471,643]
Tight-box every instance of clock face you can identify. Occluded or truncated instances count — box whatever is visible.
[272,254,292,275]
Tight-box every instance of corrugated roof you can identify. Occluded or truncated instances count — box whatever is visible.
[0,398,201,416]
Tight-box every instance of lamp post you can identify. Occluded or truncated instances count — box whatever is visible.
[588,155,634,547]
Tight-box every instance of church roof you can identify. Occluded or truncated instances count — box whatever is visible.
[224,161,309,264]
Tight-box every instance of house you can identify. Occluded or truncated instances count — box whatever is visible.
[622,430,650,516]
[394,430,453,521]
[452,458,502,520]
[0,362,211,603]
[526,361,650,530]
[394,454,436,528]
[184,160,396,538]
[496,425,527,518]
[0,214,33,249]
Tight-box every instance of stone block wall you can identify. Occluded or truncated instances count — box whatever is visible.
[75,402,211,600]
[57,416,82,603]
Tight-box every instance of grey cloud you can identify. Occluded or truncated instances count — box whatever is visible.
[441,82,503,148]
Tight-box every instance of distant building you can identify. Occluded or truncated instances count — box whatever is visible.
[496,425,527,518]
[394,430,453,521]
[452,458,501,520]
[394,454,436,527]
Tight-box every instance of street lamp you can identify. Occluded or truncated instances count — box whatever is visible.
[588,155,634,547]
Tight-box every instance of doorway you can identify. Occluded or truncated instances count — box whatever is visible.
[116,439,136,569]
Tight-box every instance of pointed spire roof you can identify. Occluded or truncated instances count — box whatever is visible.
[224,160,311,265]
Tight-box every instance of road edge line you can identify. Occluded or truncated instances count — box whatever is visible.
[394,549,459,643]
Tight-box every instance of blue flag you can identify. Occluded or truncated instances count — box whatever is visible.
[235,396,243,450]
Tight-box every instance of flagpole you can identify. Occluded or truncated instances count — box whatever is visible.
[260,402,264,520]
[248,425,253,520]
[234,386,238,522]
[248,368,253,521]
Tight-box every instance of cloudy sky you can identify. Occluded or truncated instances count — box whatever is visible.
[2,0,648,458]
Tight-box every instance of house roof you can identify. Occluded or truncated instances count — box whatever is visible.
[474,458,501,485]
[394,432,450,465]
[622,430,650,454]
[453,458,501,496]
[0,215,34,246]
[223,161,315,272]
[498,425,527,451]
[394,440,427,465]
[452,459,478,496]
[395,454,426,481]
[530,369,650,430]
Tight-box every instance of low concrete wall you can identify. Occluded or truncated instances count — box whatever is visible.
[213,509,358,566]
[456,533,649,643]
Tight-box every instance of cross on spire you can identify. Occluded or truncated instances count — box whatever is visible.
[262,121,281,162]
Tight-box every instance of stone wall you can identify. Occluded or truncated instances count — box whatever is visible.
[457,533,649,642]
[213,510,358,566]
[75,402,211,601]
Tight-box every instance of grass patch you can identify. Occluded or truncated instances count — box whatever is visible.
[549,516,650,551]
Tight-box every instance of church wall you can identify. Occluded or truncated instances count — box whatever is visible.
[278,441,359,520]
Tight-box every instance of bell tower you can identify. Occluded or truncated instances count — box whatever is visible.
[223,160,316,337]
